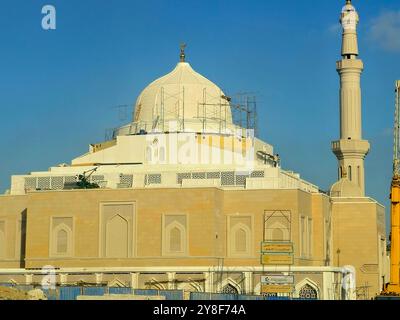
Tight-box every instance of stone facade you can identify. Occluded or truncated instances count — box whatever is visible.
[0,187,387,299]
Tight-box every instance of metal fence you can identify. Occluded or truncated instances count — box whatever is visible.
[0,284,315,301]
[190,293,290,300]
[0,284,185,301]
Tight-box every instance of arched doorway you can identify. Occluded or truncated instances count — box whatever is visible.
[221,284,239,295]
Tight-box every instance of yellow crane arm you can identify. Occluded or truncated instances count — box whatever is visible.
[385,81,400,295]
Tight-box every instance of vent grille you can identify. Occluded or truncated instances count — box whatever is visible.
[176,170,264,187]
[64,176,76,183]
[37,177,51,190]
[118,174,133,188]
[51,177,64,190]
[146,174,162,185]
[91,175,105,183]
[235,174,249,186]
[251,171,265,178]
[221,172,235,186]
[25,177,37,190]
[206,172,221,179]
[177,173,191,184]
[24,175,110,191]
[192,172,206,179]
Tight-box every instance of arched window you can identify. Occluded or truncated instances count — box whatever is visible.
[266,221,290,242]
[108,279,126,288]
[165,221,186,255]
[272,228,285,241]
[52,224,73,256]
[221,284,239,295]
[57,229,68,254]
[146,279,166,290]
[357,166,361,186]
[235,228,247,253]
[0,230,5,259]
[100,203,135,258]
[230,223,251,256]
[299,284,318,300]
[170,227,182,252]
[178,281,203,292]
[106,215,128,258]
[348,166,352,181]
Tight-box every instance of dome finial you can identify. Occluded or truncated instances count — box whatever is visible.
[180,43,186,62]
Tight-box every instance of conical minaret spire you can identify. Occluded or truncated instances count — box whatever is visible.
[331,0,370,196]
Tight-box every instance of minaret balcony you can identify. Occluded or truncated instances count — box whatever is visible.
[336,59,363,72]
[331,139,370,159]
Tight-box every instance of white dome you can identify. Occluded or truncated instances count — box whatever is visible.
[131,61,233,133]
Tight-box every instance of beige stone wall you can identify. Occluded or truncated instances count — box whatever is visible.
[0,195,27,268]
[24,188,225,268]
[0,187,386,299]
[5,187,326,269]
[311,194,332,266]
[222,189,322,266]
[332,198,386,298]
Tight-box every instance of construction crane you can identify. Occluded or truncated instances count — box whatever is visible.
[63,167,100,190]
[76,167,100,189]
[383,80,400,296]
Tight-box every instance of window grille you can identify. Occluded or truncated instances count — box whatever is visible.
[119,174,133,188]
[235,174,248,186]
[251,171,265,178]
[192,172,206,179]
[37,177,51,190]
[25,177,37,190]
[146,174,161,185]
[221,284,239,295]
[299,284,318,300]
[221,172,235,186]
[206,172,221,179]
[51,177,64,190]
[177,173,191,184]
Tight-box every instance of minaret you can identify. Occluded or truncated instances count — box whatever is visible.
[331,0,370,196]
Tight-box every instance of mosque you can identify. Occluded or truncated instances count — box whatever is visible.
[0,1,388,299]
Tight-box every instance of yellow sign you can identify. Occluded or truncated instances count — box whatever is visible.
[262,242,293,253]
[261,285,294,294]
[261,254,294,265]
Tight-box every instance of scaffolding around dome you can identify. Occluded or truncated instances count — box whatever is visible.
[113,92,258,137]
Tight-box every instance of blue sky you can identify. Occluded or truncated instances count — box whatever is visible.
[0,0,399,228]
